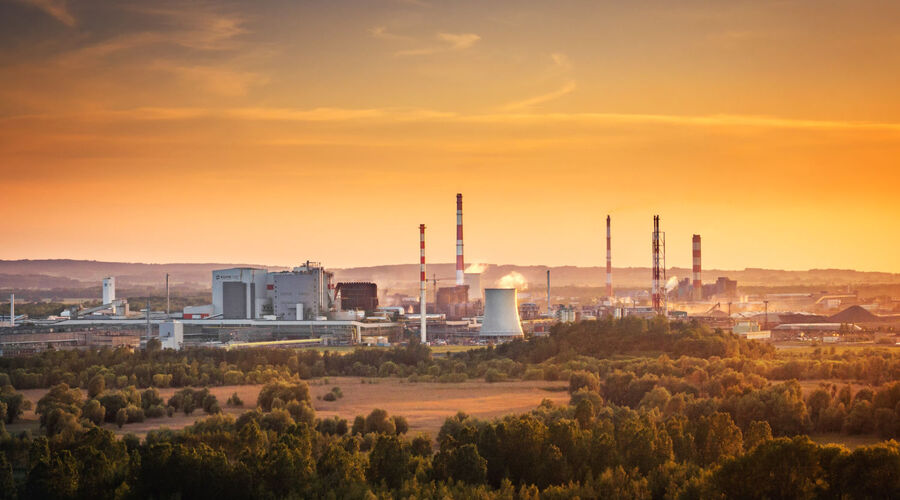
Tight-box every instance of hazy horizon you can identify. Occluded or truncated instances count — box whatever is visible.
[3,0,899,271]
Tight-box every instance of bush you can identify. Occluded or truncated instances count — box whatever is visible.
[201,393,219,414]
[391,415,409,435]
[83,399,106,425]
[285,400,315,426]
[115,408,127,428]
[145,404,166,419]
[227,392,244,406]
[257,380,311,411]
[569,370,601,393]
[364,408,395,434]
[125,405,145,423]
[141,388,163,409]
[351,416,366,435]
[323,392,337,402]
[484,369,506,383]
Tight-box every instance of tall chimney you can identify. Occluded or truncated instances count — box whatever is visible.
[546,269,551,316]
[419,224,427,343]
[652,215,662,313]
[456,193,464,286]
[9,294,14,327]
[692,235,702,301]
[606,215,612,299]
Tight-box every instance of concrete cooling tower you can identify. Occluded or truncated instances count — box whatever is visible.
[480,288,524,337]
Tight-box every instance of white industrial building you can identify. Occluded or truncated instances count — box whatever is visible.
[212,268,269,319]
[211,262,336,321]
[159,320,183,350]
[102,277,116,305]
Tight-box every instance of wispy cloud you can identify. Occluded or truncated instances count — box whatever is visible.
[368,26,411,41]
[18,0,75,26]
[502,81,577,111]
[437,32,481,50]
[394,32,481,56]
[550,53,572,70]
[156,64,268,97]
[8,105,900,134]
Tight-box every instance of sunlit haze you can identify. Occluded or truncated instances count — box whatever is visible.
[2,0,899,271]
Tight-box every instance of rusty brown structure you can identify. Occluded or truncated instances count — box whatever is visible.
[336,282,379,311]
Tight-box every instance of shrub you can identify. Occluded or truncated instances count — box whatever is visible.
[257,380,311,411]
[145,404,166,419]
[569,370,601,393]
[323,392,337,402]
[484,369,506,383]
[391,415,409,435]
[364,408,396,435]
[227,392,244,406]
[115,408,127,428]
[125,405,145,423]
[83,399,106,425]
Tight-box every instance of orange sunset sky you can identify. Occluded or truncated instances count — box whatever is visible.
[1,0,899,272]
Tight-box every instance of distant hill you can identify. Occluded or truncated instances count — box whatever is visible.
[0,260,288,290]
[1,260,898,294]
[332,264,900,291]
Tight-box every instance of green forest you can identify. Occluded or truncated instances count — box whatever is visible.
[2,318,900,498]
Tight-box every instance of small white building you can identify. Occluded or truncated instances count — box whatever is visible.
[159,320,183,350]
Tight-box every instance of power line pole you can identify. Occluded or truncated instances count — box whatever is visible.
[165,273,170,315]
[146,297,151,344]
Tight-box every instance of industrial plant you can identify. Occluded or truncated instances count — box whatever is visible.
[2,193,899,356]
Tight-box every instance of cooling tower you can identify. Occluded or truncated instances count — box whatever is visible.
[480,288,524,337]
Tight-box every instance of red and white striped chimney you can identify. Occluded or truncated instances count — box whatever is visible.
[692,234,701,301]
[606,215,612,299]
[420,224,427,343]
[456,193,464,286]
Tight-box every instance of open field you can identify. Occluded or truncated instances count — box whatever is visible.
[809,433,883,449]
[288,345,482,356]
[774,342,900,354]
[11,378,570,439]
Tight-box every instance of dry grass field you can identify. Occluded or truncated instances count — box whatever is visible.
[12,378,570,439]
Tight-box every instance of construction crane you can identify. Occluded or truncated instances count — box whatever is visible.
[704,302,721,315]
[431,274,457,303]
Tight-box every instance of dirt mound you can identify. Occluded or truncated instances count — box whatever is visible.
[829,305,880,323]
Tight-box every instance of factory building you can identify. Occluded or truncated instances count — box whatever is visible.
[436,285,470,320]
[212,268,268,319]
[337,282,378,311]
[211,262,335,320]
[159,320,183,350]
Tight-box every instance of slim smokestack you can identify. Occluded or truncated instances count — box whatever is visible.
[419,224,427,343]
[606,215,612,299]
[651,215,665,314]
[166,273,170,315]
[692,235,702,301]
[546,269,551,316]
[456,193,464,286]
[9,294,14,327]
